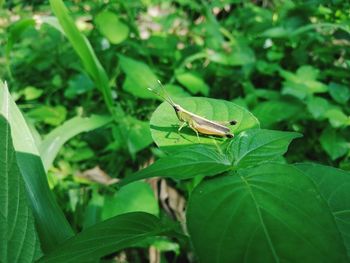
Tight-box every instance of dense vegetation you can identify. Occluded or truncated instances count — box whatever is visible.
[1,0,350,262]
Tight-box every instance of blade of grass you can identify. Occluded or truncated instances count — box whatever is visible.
[0,81,74,252]
[40,115,112,171]
[49,0,115,114]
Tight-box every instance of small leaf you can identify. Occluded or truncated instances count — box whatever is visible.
[0,115,41,263]
[23,86,43,101]
[228,129,302,168]
[325,108,350,128]
[95,11,129,44]
[102,182,159,219]
[27,105,67,126]
[151,97,259,150]
[121,145,231,186]
[64,73,94,99]
[38,212,176,263]
[119,55,158,99]
[187,163,348,263]
[320,127,349,160]
[329,82,350,104]
[175,72,209,95]
[252,100,302,128]
[307,96,329,119]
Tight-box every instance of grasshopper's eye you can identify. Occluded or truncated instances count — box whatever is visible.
[173,105,180,112]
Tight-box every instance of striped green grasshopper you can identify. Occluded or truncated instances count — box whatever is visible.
[149,81,237,139]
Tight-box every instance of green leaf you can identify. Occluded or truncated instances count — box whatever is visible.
[175,72,209,95]
[150,97,259,150]
[39,115,112,171]
[252,100,302,128]
[102,182,159,219]
[280,66,328,100]
[0,115,41,263]
[295,163,350,257]
[38,212,176,263]
[228,129,302,168]
[118,55,158,99]
[95,11,129,44]
[0,81,74,252]
[325,108,350,128]
[206,47,255,66]
[329,82,350,104]
[126,117,153,156]
[121,145,231,186]
[23,86,44,101]
[64,73,94,99]
[320,127,349,160]
[49,0,114,113]
[187,163,348,263]
[306,96,329,119]
[27,105,67,126]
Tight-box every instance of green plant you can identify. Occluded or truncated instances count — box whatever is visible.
[1,0,350,262]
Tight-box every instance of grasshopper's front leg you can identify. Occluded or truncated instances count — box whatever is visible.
[178,122,186,132]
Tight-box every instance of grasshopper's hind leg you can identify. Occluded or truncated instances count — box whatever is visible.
[188,122,200,141]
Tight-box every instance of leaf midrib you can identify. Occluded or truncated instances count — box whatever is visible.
[240,175,280,263]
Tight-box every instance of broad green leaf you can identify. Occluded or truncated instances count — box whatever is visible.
[175,72,209,95]
[49,0,114,113]
[295,163,350,257]
[0,81,74,252]
[320,127,349,160]
[187,163,348,263]
[0,116,41,263]
[252,100,302,128]
[27,105,67,126]
[40,115,112,171]
[95,11,129,44]
[329,82,350,104]
[150,97,259,150]
[119,55,159,98]
[228,129,302,168]
[121,145,231,186]
[38,212,176,263]
[102,182,159,219]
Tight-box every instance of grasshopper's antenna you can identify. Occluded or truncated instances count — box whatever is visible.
[148,80,175,106]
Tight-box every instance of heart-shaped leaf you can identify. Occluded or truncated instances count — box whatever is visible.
[187,163,348,263]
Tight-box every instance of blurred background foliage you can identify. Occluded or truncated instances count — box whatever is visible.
[1,0,350,261]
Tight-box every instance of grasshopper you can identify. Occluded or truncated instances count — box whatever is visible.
[149,81,237,139]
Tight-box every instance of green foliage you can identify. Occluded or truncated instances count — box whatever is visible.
[1,0,350,262]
